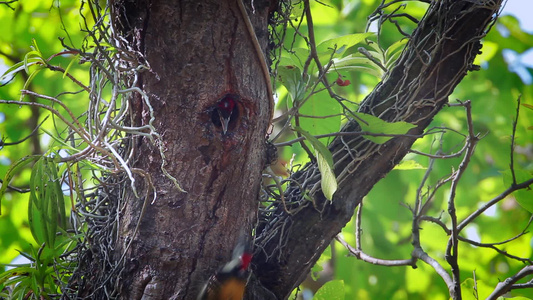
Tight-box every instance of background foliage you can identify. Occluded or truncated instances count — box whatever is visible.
[0,0,90,262]
[0,0,531,299]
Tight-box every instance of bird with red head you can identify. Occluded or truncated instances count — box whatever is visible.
[197,240,252,300]
[215,95,239,135]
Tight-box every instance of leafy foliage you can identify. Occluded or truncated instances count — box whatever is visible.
[313,279,345,300]
[0,1,94,297]
[0,1,129,298]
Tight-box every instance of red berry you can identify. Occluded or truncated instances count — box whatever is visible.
[336,77,351,86]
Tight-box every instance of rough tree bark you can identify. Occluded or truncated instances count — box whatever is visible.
[252,0,504,299]
[107,0,503,299]
[112,0,272,299]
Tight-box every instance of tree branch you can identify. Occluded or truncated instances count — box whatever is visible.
[336,235,415,267]
[487,265,533,300]
[445,101,479,299]
[253,1,504,298]
[0,0,17,10]
[458,177,533,232]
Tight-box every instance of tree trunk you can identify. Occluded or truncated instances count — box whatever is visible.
[112,1,272,299]
[103,0,503,299]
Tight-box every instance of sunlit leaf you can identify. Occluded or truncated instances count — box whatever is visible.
[330,54,384,78]
[332,54,378,68]
[384,39,408,68]
[393,160,426,170]
[350,112,416,144]
[384,38,408,60]
[20,68,43,100]
[474,41,499,65]
[366,41,385,65]
[317,151,338,201]
[0,266,34,286]
[281,48,310,69]
[330,65,383,78]
[461,278,493,300]
[317,33,373,57]
[63,53,80,79]
[23,50,44,74]
[294,126,337,200]
[0,58,43,83]
[298,91,342,137]
[30,38,43,57]
[277,64,306,102]
[314,280,345,300]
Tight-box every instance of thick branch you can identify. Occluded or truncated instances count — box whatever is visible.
[487,265,533,300]
[253,1,503,298]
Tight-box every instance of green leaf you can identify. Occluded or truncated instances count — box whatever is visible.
[311,263,323,281]
[277,64,306,102]
[350,112,416,144]
[498,15,533,47]
[0,155,40,215]
[384,38,408,60]
[317,151,337,201]
[473,41,499,65]
[332,54,378,67]
[365,41,386,65]
[314,280,345,300]
[522,103,533,110]
[298,91,342,137]
[294,127,337,200]
[460,278,478,300]
[29,158,48,245]
[98,42,117,52]
[384,39,408,69]
[311,246,331,281]
[43,159,62,247]
[281,48,310,69]
[20,68,43,100]
[460,278,494,300]
[0,58,43,83]
[502,169,533,213]
[316,33,374,57]
[28,157,67,248]
[63,53,80,79]
[294,127,333,168]
[23,50,43,74]
[0,266,34,285]
[393,160,426,170]
[330,64,383,79]
[31,38,43,57]
[330,54,384,78]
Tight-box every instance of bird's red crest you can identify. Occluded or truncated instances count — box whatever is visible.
[240,252,252,271]
[218,97,236,112]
